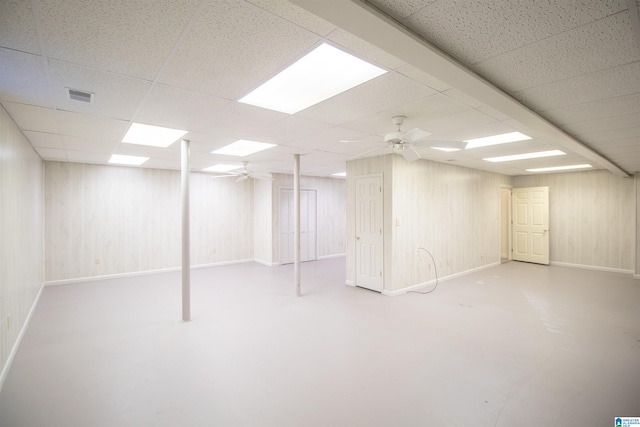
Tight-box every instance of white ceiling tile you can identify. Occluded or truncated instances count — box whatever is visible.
[194,102,288,141]
[65,150,110,164]
[579,124,640,143]
[0,0,41,54]
[404,0,627,64]
[37,0,200,79]
[48,60,151,120]
[368,0,437,19]
[256,116,333,144]
[561,112,640,136]
[473,12,639,93]
[327,29,405,70]
[419,110,498,137]
[344,93,470,135]
[23,131,64,149]
[158,0,321,100]
[2,102,59,133]
[56,110,129,140]
[134,85,230,131]
[63,135,118,154]
[542,93,640,125]
[34,147,67,160]
[297,71,437,124]
[515,61,640,111]
[245,0,335,36]
[0,49,53,107]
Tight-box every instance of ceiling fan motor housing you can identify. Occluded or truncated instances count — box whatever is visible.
[384,131,404,143]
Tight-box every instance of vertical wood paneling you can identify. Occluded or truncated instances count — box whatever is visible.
[253,178,273,264]
[389,156,511,292]
[45,163,254,281]
[0,105,44,381]
[514,170,634,270]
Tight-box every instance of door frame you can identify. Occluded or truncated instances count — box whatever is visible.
[499,185,513,263]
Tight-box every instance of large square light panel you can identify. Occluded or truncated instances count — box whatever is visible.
[108,154,149,166]
[239,43,387,114]
[465,132,531,149]
[122,123,188,148]
[484,150,565,163]
[212,140,276,156]
[203,164,240,172]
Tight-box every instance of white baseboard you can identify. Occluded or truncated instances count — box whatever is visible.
[318,253,346,260]
[550,261,634,275]
[0,282,45,393]
[254,258,278,267]
[345,280,355,287]
[44,259,255,286]
[634,274,640,280]
[382,262,500,296]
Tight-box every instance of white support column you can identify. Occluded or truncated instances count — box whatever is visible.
[181,139,191,321]
[294,154,301,296]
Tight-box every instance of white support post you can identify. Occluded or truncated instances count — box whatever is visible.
[294,154,301,297]
[181,139,191,321]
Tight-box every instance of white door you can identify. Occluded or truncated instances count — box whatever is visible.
[355,174,383,292]
[512,186,549,265]
[279,189,317,264]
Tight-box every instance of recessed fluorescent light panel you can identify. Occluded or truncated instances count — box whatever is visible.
[239,43,387,114]
[212,140,276,157]
[108,154,149,166]
[332,172,347,177]
[526,164,592,172]
[465,132,531,149]
[122,123,188,148]
[203,164,240,173]
[484,150,565,163]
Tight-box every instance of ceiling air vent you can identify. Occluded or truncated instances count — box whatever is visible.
[67,88,94,103]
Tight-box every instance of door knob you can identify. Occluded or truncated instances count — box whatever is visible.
[356,236,360,240]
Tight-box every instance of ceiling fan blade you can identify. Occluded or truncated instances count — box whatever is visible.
[414,140,467,150]
[250,172,273,180]
[398,144,421,162]
[401,128,431,142]
[350,145,389,160]
[210,174,237,179]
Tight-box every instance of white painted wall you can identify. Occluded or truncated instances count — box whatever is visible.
[514,170,635,271]
[0,105,44,386]
[45,163,254,281]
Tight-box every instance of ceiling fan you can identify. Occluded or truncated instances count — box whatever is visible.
[354,116,467,162]
[211,161,273,182]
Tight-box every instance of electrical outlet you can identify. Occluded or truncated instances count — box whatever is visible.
[95,258,100,264]
[6,314,10,330]
[212,249,217,255]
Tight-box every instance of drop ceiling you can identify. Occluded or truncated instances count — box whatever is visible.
[1,0,638,177]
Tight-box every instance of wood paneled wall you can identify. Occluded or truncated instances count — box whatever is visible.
[44,163,254,281]
[346,155,512,293]
[271,173,346,263]
[253,178,273,265]
[0,105,44,384]
[514,170,635,271]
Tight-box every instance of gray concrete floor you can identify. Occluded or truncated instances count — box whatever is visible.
[1,257,639,426]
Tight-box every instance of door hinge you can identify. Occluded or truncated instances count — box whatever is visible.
[380,271,382,277]
[380,187,382,192]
